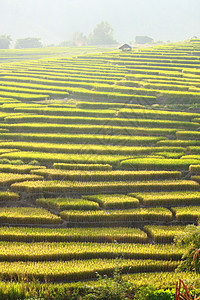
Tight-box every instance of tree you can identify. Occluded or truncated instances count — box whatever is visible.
[0,35,12,49]
[72,32,87,46]
[59,40,74,47]
[88,21,117,45]
[135,36,154,44]
[15,38,43,49]
[175,223,200,273]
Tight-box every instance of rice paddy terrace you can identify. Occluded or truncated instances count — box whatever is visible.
[0,40,200,289]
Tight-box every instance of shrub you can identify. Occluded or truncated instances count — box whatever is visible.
[28,160,40,165]
[134,286,175,300]
[175,223,200,273]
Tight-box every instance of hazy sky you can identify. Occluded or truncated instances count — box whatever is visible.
[0,0,199,45]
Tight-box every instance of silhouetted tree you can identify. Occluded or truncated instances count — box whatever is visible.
[88,21,117,45]
[59,40,74,47]
[0,35,12,49]
[72,32,87,46]
[135,36,154,44]
[15,38,43,49]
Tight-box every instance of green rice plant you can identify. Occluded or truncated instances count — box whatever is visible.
[0,164,45,174]
[144,78,200,88]
[0,45,112,60]
[142,146,185,153]
[0,133,164,146]
[11,180,199,194]
[0,97,20,104]
[0,122,178,136]
[120,157,200,170]
[126,70,183,78]
[191,175,200,183]
[151,152,185,159]
[4,114,199,130]
[54,163,112,171]
[72,90,156,104]
[1,151,134,166]
[176,131,200,139]
[0,226,148,243]
[13,107,116,118]
[192,118,200,123]
[0,159,16,165]
[0,279,93,299]
[0,141,159,156]
[9,159,24,165]
[5,71,123,82]
[120,66,182,75]
[0,81,157,103]
[0,84,69,98]
[0,172,43,186]
[126,72,182,81]
[0,241,183,262]
[181,155,200,160]
[118,108,200,121]
[157,140,200,147]
[0,207,61,224]
[171,206,200,222]
[0,159,28,165]
[188,146,200,154]
[130,191,200,207]
[0,91,49,101]
[143,225,185,243]
[60,207,172,223]
[0,259,178,282]
[36,197,99,211]
[28,160,40,166]
[0,148,20,155]
[0,130,9,134]
[0,103,48,113]
[0,112,11,121]
[140,81,193,91]
[30,169,181,182]
[0,78,98,92]
[0,191,19,202]
[83,194,139,209]
[189,165,200,173]
[9,68,125,79]
[77,101,144,109]
[123,272,198,289]
[0,74,117,86]
[14,63,125,75]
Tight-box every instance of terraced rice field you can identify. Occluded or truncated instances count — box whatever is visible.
[0,40,200,290]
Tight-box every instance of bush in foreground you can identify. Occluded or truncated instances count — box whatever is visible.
[175,223,200,273]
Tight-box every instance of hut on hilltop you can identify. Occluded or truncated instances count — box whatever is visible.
[119,44,132,51]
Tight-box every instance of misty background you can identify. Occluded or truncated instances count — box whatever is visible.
[0,0,199,46]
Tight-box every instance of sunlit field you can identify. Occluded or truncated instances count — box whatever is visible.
[0,39,199,297]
